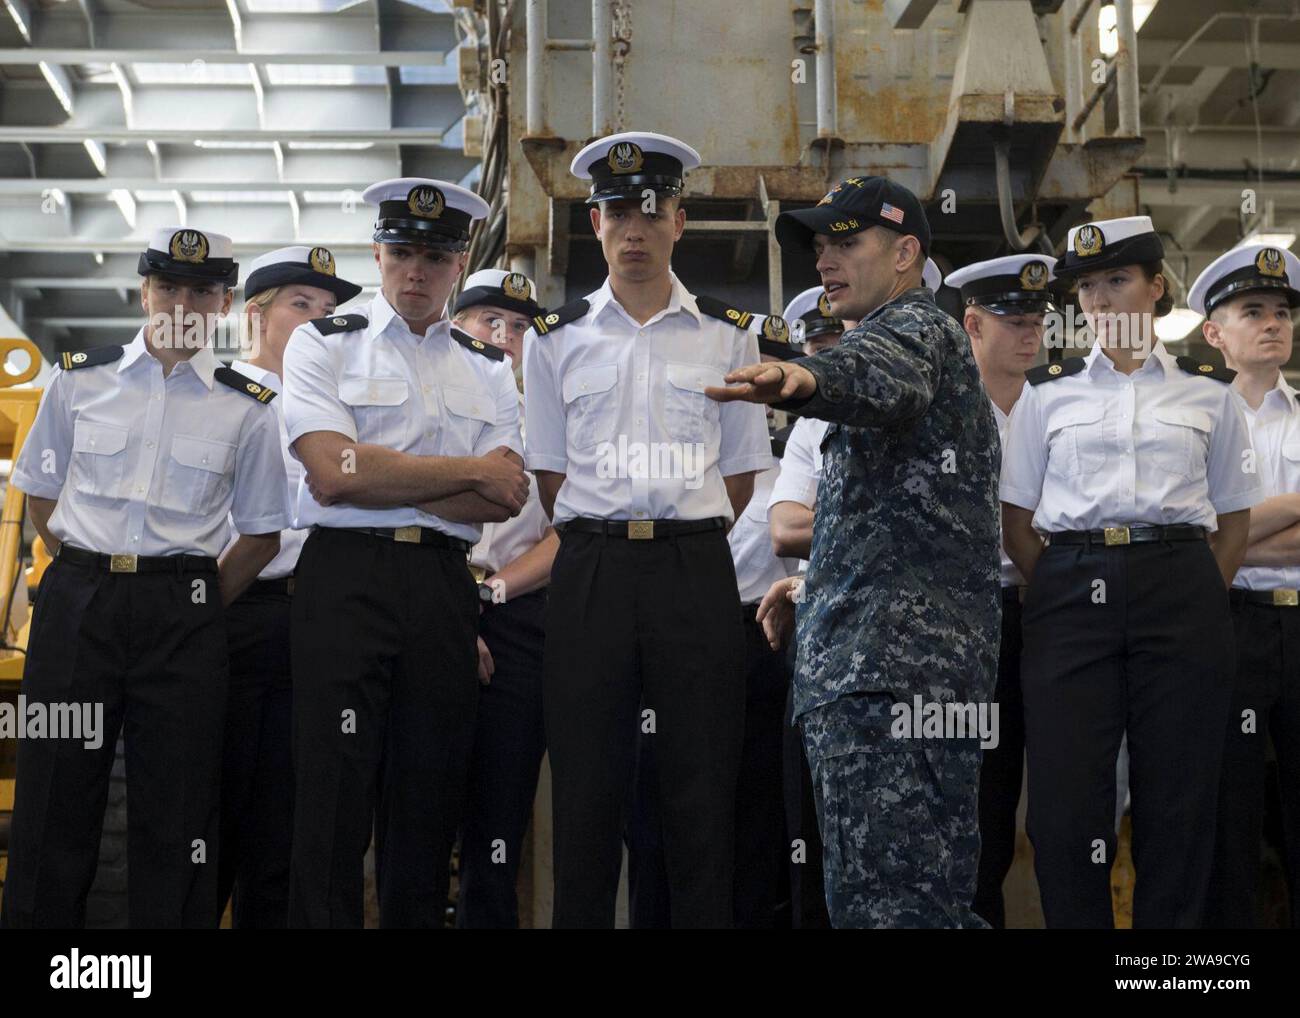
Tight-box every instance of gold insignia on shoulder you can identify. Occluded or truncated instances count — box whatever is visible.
[762,315,790,343]
[309,246,336,276]
[502,272,532,301]
[472,339,485,350]
[1199,363,1214,373]
[726,308,741,321]
[407,185,445,220]
[1048,363,1063,376]
[607,142,644,175]
[332,317,348,327]
[545,312,560,325]
[1073,225,1104,258]
[169,230,209,264]
[817,292,833,316]
[71,352,88,364]
[1257,247,1286,278]
[246,382,262,394]
[1020,261,1049,291]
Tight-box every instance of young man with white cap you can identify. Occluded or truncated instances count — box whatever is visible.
[1,227,290,928]
[1193,242,1300,927]
[1001,216,1260,928]
[450,268,561,929]
[523,131,772,928]
[281,178,529,928]
[944,253,1056,928]
[709,175,1002,929]
[216,245,363,928]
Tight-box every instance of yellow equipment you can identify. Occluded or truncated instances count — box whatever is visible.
[0,336,46,824]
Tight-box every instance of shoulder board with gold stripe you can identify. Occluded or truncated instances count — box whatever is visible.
[214,366,277,404]
[1026,358,1085,386]
[695,295,758,331]
[60,345,124,371]
[1175,356,1235,384]
[310,313,368,336]
[532,299,589,336]
[450,327,505,361]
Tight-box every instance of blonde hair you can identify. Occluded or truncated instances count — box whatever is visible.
[241,286,282,354]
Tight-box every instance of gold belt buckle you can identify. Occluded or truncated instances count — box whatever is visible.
[394,525,422,544]
[1103,526,1130,547]
[627,520,655,540]
[109,554,138,573]
[1273,588,1299,607]
[468,564,487,584]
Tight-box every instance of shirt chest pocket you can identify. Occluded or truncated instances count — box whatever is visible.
[157,435,237,516]
[339,376,410,447]
[1045,403,1109,476]
[562,363,618,450]
[441,385,497,454]
[70,419,130,500]
[1147,406,1213,480]
[664,361,724,444]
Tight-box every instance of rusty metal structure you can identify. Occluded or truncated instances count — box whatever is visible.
[457,0,1149,317]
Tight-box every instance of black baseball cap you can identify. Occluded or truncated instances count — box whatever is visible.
[775,176,931,255]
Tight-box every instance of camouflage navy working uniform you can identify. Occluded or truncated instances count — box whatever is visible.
[779,286,1001,928]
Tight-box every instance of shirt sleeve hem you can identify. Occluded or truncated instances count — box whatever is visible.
[998,486,1041,511]
[1211,490,1264,516]
[525,453,568,473]
[11,473,64,500]
[231,513,292,536]
[718,453,776,477]
[285,417,358,446]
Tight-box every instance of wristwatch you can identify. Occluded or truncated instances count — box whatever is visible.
[477,582,496,605]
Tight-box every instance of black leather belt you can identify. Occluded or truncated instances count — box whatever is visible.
[558,517,727,540]
[320,525,471,554]
[1002,585,1024,605]
[1231,587,1300,608]
[1048,525,1207,547]
[56,544,218,574]
[249,576,295,596]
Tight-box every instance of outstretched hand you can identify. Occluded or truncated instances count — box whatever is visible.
[705,362,817,405]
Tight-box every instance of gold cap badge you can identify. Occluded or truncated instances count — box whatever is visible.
[1073,225,1104,258]
[309,247,336,276]
[407,185,445,220]
[169,230,209,264]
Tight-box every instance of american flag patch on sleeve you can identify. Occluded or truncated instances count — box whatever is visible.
[880,203,905,225]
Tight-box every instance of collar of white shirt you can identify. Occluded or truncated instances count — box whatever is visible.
[365,289,453,344]
[585,271,704,328]
[1249,372,1300,419]
[118,328,218,389]
[1082,337,1174,381]
[231,359,281,391]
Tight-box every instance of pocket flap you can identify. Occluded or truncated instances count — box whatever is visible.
[442,385,497,425]
[562,363,618,404]
[667,361,724,395]
[1283,442,1300,462]
[339,376,410,407]
[171,435,236,473]
[1046,403,1104,432]
[1152,406,1212,432]
[72,419,129,456]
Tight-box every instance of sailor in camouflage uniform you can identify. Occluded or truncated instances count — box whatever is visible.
[707,176,1000,928]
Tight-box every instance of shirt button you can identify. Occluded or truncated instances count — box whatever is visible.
[637,373,645,381]
[135,486,144,493]
[201,456,209,464]
[636,417,645,426]
[146,440,155,449]
[635,510,646,517]
[131,535,139,542]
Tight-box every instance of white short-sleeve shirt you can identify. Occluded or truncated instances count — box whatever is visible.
[1234,375,1300,591]
[281,290,523,543]
[1000,342,1262,532]
[729,466,801,604]
[12,332,290,558]
[219,360,303,579]
[522,273,773,524]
